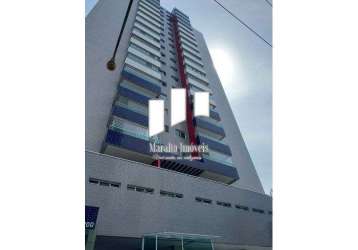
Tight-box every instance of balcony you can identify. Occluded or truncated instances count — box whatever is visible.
[176,16,192,30]
[185,67,209,84]
[124,56,161,80]
[183,59,203,74]
[104,117,164,163]
[118,86,150,106]
[187,76,211,93]
[178,26,196,40]
[178,21,193,35]
[132,29,160,49]
[130,36,161,57]
[159,155,239,184]
[202,152,233,167]
[200,156,238,183]
[178,31,197,46]
[134,22,160,42]
[139,1,160,15]
[121,69,161,95]
[194,117,225,139]
[139,1,159,15]
[112,105,148,127]
[197,135,232,156]
[180,37,199,52]
[182,51,203,66]
[137,11,162,29]
[128,46,160,67]
[181,43,201,60]
[142,0,160,9]
[138,6,162,24]
[180,35,198,47]
[210,109,221,121]
[135,15,161,34]
[173,8,190,21]
[104,129,152,161]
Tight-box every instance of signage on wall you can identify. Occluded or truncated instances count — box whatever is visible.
[85,205,99,229]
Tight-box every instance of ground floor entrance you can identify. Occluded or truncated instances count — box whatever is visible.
[142,232,218,250]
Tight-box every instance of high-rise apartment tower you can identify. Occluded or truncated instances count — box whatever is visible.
[86,0,272,249]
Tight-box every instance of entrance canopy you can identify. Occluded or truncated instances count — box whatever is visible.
[142,232,220,250]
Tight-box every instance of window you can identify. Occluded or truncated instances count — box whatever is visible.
[89,178,121,188]
[160,190,183,198]
[235,205,249,211]
[170,58,177,64]
[161,45,165,50]
[217,201,232,208]
[89,178,99,184]
[161,81,167,87]
[159,69,166,76]
[171,66,178,72]
[160,52,165,57]
[175,129,186,139]
[252,208,265,214]
[268,211,272,215]
[99,181,110,186]
[110,183,120,188]
[195,197,212,204]
[171,76,179,82]
[127,184,154,194]
[164,125,169,132]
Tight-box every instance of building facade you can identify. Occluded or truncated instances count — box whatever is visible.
[86,0,272,249]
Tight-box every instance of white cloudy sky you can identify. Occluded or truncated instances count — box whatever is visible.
[86,0,272,194]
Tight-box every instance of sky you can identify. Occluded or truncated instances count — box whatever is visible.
[85,0,272,194]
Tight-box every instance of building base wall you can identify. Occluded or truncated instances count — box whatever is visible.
[86,151,272,247]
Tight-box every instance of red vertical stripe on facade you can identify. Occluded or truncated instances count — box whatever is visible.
[171,16,198,157]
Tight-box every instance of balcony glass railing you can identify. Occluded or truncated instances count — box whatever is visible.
[138,6,162,24]
[197,132,225,144]
[129,42,160,61]
[134,22,160,41]
[183,52,203,66]
[109,117,161,144]
[132,28,160,46]
[185,64,206,76]
[110,118,149,141]
[199,116,222,127]
[128,46,161,68]
[139,1,159,15]
[137,11,162,29]
[202,151,233,167]
[136,15,161,34]
[116,99,148,116]
[139,1,160,17]
[122,65,162,88]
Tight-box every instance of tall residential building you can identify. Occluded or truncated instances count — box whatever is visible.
[86,0,272,249]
